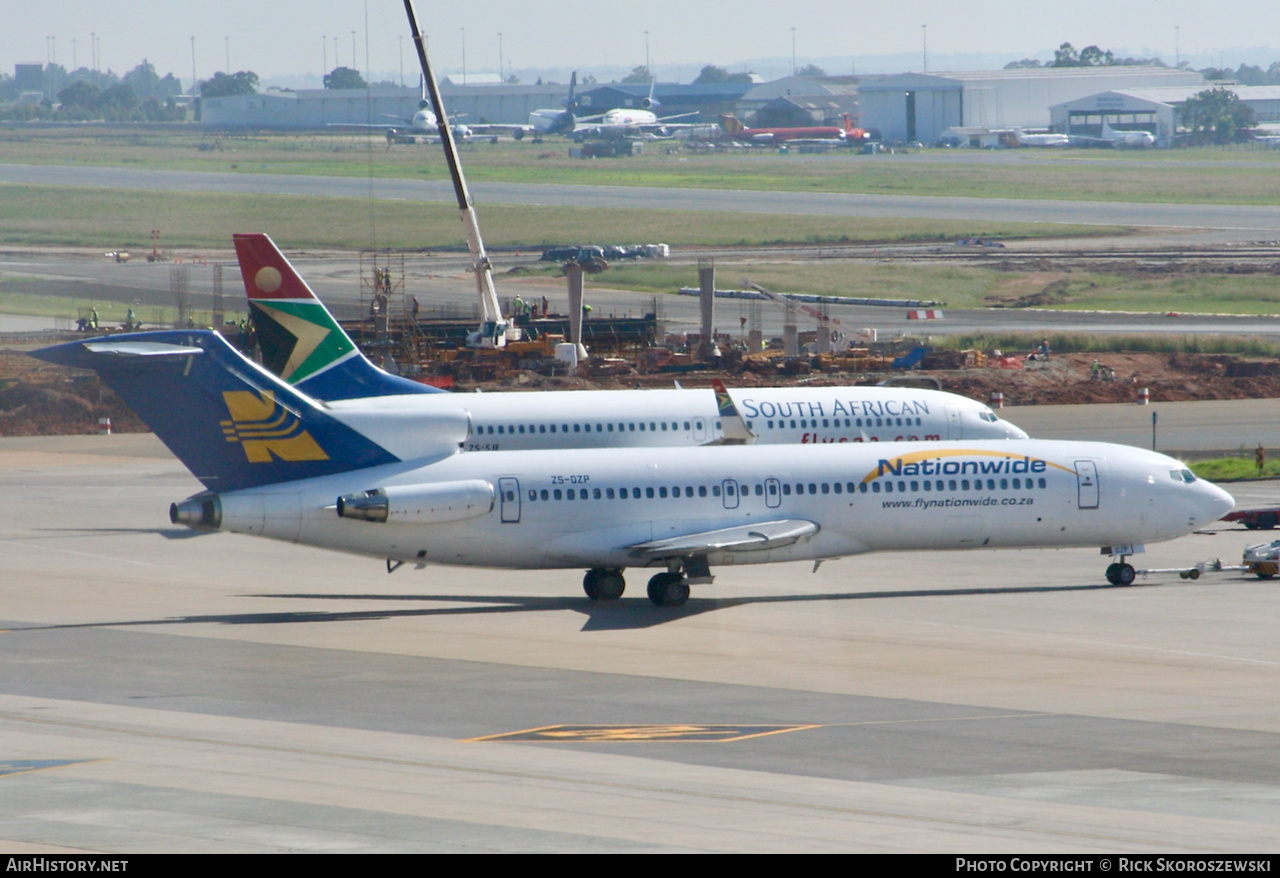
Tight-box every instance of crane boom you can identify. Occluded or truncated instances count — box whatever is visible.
[402,0,509,348]
[747,282,848,345]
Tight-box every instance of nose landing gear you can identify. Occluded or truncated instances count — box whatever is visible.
[1105,560,1136,586]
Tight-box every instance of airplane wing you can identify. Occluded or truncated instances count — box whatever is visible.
[466,123,534,140]
[627,519,819,560]
[327,122,399,131]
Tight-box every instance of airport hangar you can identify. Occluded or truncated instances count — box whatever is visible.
[858,66,1203,144]
[1049,85,1280,143]
[198,76,857,130]
[200,79,571,129]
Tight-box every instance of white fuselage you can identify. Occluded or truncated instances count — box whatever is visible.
[598,108,657,128]
[529,108,567,131]
[211,440,1233,573]
[1018,133,1070,147]
[324,386,1025,460]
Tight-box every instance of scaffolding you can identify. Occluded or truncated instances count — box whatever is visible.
[212,263,225,328]
[357,250,432,371]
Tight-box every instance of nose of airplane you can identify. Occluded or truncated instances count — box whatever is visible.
[1002,419,1029,440]
[1205,481,1235,523]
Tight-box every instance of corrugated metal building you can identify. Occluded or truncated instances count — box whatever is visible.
[737,76,859,126]
[201,82,570,128]
[1050,85,1280,142]
[859,67,1204,144]
[577,82,752,121]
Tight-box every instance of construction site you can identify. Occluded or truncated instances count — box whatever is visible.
[305,250,954,390]
[11,239,1280,442]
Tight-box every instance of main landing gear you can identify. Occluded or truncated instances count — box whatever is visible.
[647,572,690,607]
[583,568,626,601]
[1105,559,1136,586]
[583,556,710,607]
[581,567,689,606]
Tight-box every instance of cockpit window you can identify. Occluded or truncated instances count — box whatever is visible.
[1170,469,1198,484]
[978,411,998,422]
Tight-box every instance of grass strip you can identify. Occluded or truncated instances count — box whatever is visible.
[0,183,1111,251]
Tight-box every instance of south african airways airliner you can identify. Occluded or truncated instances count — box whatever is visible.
[233,233,1027,453]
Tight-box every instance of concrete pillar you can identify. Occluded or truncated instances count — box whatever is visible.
[748,330,763,353]
[698,259,716,360]
[816,324,832,355]
[565,263,588,359]
[783,324,799,358]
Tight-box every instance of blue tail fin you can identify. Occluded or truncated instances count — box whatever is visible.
[31,331,399,492]
[233,233,447,400]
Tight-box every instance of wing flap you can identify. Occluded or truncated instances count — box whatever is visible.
[628,519,819,559]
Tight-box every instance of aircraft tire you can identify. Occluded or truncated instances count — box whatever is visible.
[664,580,690,606]
[595,571,625,601]
[1115,563,1136,586]
[1105,563,1121,585]
[647,573,689,607]
[583,569,602,600]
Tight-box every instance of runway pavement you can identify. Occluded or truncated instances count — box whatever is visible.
[2,429,1280,852]
[7,157,1280,339]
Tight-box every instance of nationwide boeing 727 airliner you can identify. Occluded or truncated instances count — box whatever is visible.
[34,331,1232,607]
[233,233,1028,450]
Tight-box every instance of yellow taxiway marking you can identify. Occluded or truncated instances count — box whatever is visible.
[465,713,1058,743]
[469,724,819,743]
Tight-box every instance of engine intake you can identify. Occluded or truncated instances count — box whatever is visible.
[337,479,494,525]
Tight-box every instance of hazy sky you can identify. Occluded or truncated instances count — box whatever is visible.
[8,1,1280,86]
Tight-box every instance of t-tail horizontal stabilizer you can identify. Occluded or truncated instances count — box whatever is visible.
[233,233,445,400]
[31,330,399,492]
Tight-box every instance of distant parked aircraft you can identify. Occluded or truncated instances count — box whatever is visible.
[718,112,869,145]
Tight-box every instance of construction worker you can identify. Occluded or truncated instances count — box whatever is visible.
[1258,444,1267,474]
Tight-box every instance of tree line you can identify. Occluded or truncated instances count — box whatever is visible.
[0,60,402,122]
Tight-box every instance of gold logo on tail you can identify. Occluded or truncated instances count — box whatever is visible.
[220,390,328,463]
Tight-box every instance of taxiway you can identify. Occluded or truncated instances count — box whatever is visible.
[1,428,1278,851]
